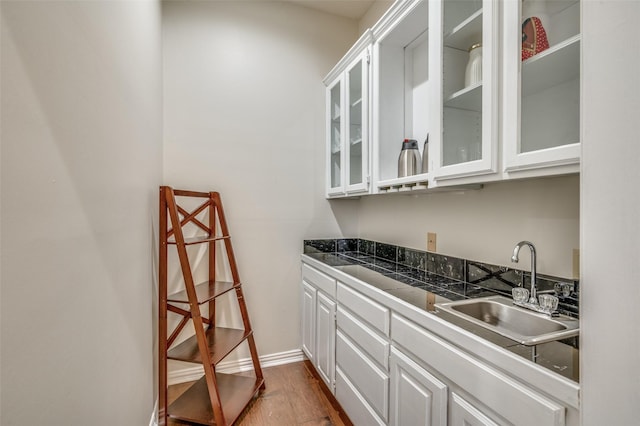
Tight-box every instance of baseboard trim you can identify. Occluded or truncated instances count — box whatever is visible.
[167,348,306,385]
[149,399,158,426]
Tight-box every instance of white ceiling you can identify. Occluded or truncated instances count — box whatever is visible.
[286,1,376,19]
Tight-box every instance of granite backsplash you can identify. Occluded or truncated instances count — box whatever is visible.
[304,238,580,318]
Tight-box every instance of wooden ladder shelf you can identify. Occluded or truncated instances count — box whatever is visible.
[159,186,265,425]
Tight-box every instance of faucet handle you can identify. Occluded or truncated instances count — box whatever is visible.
[512,287,529,303]
[538,294,559,313]
[554,282,574,297]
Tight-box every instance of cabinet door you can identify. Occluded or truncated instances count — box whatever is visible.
[392,313,565,426]
[345,49,370,194]
[336,330,389,422]
[431,0,500,181]
[389,347,447,426]
[326,76,345,196]
[450,392,499,426]
[301,280,316,362]
[502,0,581,175]
[315,291,336,392]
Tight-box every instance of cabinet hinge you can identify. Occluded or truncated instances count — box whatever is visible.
[366,53,371,65]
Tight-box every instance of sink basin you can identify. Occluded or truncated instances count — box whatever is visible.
[436,296,579,346]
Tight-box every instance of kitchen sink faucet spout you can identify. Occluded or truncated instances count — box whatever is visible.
[511,241,537,304]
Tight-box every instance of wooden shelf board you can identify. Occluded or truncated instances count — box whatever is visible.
[168,374,264,425]
[168,280,239,305]
[168,235,230,246]
[168,327,252,365]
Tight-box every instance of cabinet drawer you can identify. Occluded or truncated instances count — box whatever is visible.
[391,314,565,426]
[337,306,389,369]
[336,367,386,426]
[337,282,390,336]
[336,331,389,421]
[302,263,336,298]
[450,392,499,426]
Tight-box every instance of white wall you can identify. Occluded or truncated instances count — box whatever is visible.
[359,0,394,35]
[357,175,580,279]
[0,1,162,424]
[162,0,359,364]
[581,1,640,423]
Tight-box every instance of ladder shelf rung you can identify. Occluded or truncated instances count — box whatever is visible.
[167,281,240,305]
[168,373,264,426]
[168,327,252,365]
[172,189,211,198]
[168,235,230,246]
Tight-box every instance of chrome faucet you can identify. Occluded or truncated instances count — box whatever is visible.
[511,241,537,304]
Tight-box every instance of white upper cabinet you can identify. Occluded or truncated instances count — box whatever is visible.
[324,30,373,197]
[324,0,581,196]
[430,0,500,182]
[371,0,430,193]
[502,0,581,176]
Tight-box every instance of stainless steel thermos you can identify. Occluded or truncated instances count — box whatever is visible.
[398,138,421,177]
[422,135,429,173]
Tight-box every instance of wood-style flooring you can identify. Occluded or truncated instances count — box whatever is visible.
[167,361,350,426]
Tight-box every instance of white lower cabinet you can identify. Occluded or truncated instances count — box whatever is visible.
[389,347,447,426]
[336,367,386,426]
[336,330,389,423]
[301,260,573,426]
[315,291,336,391]
[301,264,337,392]
[301,280,316,364]
[391,313,565,426]
[450,392,499,426]
[335,287,390,425]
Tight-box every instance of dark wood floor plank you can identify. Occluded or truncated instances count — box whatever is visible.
[166,361,348,426]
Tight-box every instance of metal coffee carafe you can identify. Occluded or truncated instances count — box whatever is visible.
[398,138,421,177]
[422,135,429,173]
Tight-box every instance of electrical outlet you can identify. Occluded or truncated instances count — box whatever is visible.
[427,232,437,252]
[426,292,436,312]
[573,248,580,279]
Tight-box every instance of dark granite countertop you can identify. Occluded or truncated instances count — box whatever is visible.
[303,249,579,383]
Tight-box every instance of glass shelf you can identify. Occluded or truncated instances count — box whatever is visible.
[522,35,580,97]
[445,9,482,50]
[445,82,482,111]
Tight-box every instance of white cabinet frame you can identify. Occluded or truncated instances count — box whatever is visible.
[502,0,581,176]
[430,0,501,181]
[324,30,373,197]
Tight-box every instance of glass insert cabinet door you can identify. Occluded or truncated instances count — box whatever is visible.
[327,79,343,195]
[346,54,369,192]
[325,48,370,196]
[503,0,581,173]
[431,0,499,181]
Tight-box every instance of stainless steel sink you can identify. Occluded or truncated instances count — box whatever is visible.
[436,296,579,346]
